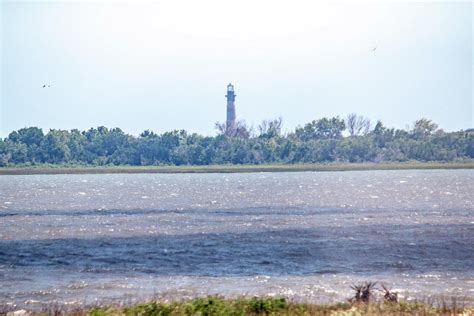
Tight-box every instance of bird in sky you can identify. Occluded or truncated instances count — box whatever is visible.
[42,84,51,88]
[371,47,377,52]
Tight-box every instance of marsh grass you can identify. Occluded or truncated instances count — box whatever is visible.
[0,161,473,175]
[5,296,471,316]
[88,296,472,316]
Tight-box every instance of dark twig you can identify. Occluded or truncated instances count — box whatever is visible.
[381,284,398,303]
[349,282,377,303]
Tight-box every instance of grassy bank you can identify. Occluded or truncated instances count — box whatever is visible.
[88,297,471,316]
[8,296,472,316]
[0,161,473,175]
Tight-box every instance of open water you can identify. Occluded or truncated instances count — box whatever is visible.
[0,170,473,310]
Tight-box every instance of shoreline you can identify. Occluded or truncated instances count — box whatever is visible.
[0,161,473,175]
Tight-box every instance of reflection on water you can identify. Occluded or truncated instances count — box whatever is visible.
[0,170,473,309]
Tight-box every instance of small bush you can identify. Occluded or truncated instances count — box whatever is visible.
[248,297,287,314]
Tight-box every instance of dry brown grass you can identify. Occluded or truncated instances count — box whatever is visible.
[1,161,473,175]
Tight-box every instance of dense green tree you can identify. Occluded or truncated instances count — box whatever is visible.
[7,127,45,162]
[139,130,158,139]
[42,130,71,163]
[103,128,128,156]
[8,127,44,146]
[0,139,11,166]
[412,118,439,140]
[1,116,471,167]
[65,129,85,163]
[464,131,474,158]
[372,121,395,148]
[295,117,346,141]
[2,140,28,164]
[82,127,109,163]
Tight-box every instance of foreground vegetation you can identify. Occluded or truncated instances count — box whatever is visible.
[88,297,470,316]
[7,296,472,316]
[1,116,472,167]
[4,282,472,315]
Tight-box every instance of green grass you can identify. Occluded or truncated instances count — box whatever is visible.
[36,296,472,316]
[3,295,472,315]
[1,161,473,175]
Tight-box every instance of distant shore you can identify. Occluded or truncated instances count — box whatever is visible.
[0,161,473,175]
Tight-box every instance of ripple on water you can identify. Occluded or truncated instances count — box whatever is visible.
[0,170,473,308]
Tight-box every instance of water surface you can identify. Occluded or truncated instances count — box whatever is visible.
[0,170,473,309]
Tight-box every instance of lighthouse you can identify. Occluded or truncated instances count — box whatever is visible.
[226,83,236,133]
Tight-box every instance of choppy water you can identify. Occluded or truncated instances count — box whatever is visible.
[0,170,473,310]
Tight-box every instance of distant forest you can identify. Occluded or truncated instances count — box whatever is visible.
[1,114,473,166]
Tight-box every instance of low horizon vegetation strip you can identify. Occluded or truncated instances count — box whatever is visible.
[0,161,473,175]
[1,116,473,167]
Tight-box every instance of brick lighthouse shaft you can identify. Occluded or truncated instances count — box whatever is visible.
[226,83,236,131]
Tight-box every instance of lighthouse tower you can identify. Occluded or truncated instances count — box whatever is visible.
[226,83,236,133]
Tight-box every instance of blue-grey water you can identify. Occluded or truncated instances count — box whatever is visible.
[0,170,473,310]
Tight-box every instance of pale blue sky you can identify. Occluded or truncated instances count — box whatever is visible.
[1,0,472,137]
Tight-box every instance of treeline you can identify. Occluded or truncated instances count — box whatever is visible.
[0,115,472,167]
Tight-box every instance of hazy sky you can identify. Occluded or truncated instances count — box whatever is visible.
[1,0,472,137]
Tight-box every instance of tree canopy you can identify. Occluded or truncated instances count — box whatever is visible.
[0,116,472,167]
